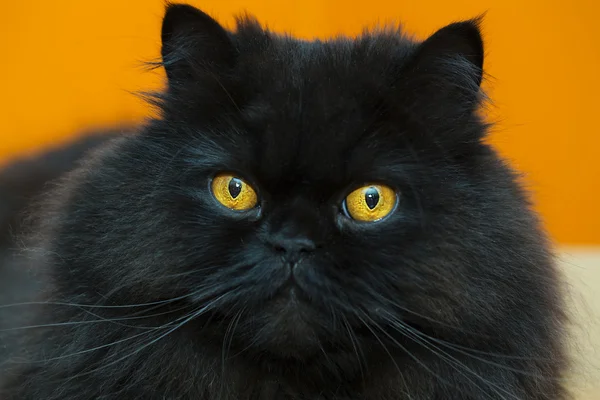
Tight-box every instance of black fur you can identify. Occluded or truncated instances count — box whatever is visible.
[0,130,122,363]
[0,4,568,399]
[0,131,122,250]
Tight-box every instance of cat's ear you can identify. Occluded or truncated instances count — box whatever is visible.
[400,18,484,120]
[161,3,236,83]
[412,19,484,86]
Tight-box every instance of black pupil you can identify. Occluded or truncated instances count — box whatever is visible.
[228,178,243,199]
[364,187,380,210]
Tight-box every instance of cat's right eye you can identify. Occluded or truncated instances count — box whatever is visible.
[211,173,258,211]
[342,184,398,222]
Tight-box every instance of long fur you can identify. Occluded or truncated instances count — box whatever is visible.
[0,4,568,399]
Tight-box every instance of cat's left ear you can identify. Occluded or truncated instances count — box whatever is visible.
[400,18,484,119]
[161,3,237,84]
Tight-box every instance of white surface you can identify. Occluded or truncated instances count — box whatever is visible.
[560,247,600,399]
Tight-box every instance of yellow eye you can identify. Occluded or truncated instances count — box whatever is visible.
[344,184,397,222]
[211,173,258,211]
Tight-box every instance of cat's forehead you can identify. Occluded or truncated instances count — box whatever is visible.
[240,36,410,108]
[235,38,413,188]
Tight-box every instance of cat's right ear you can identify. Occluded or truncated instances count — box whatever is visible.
[397,19,485,123]
[161,3,236,83]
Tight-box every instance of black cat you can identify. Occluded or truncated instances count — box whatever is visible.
[0,4,568,399]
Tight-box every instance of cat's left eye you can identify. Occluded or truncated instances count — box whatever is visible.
[342,184,398,222]
[211,173,258,211]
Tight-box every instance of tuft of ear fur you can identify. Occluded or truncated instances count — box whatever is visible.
[412,18,484,87]
[398,18,485,123]
[161,3,237,84]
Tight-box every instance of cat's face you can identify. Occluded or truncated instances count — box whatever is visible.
[62,5,534,361]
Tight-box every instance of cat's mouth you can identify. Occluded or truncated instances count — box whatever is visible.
[271,273,311,304]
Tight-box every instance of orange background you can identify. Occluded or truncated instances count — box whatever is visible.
[0,0,598,245]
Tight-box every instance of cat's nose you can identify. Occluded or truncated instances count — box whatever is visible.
[269,235,316,260]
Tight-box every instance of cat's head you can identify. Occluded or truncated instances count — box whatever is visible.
[52,4,554,363]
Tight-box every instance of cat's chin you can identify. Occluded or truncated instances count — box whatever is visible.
[260,296,322,356]
[227,286,334,360]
